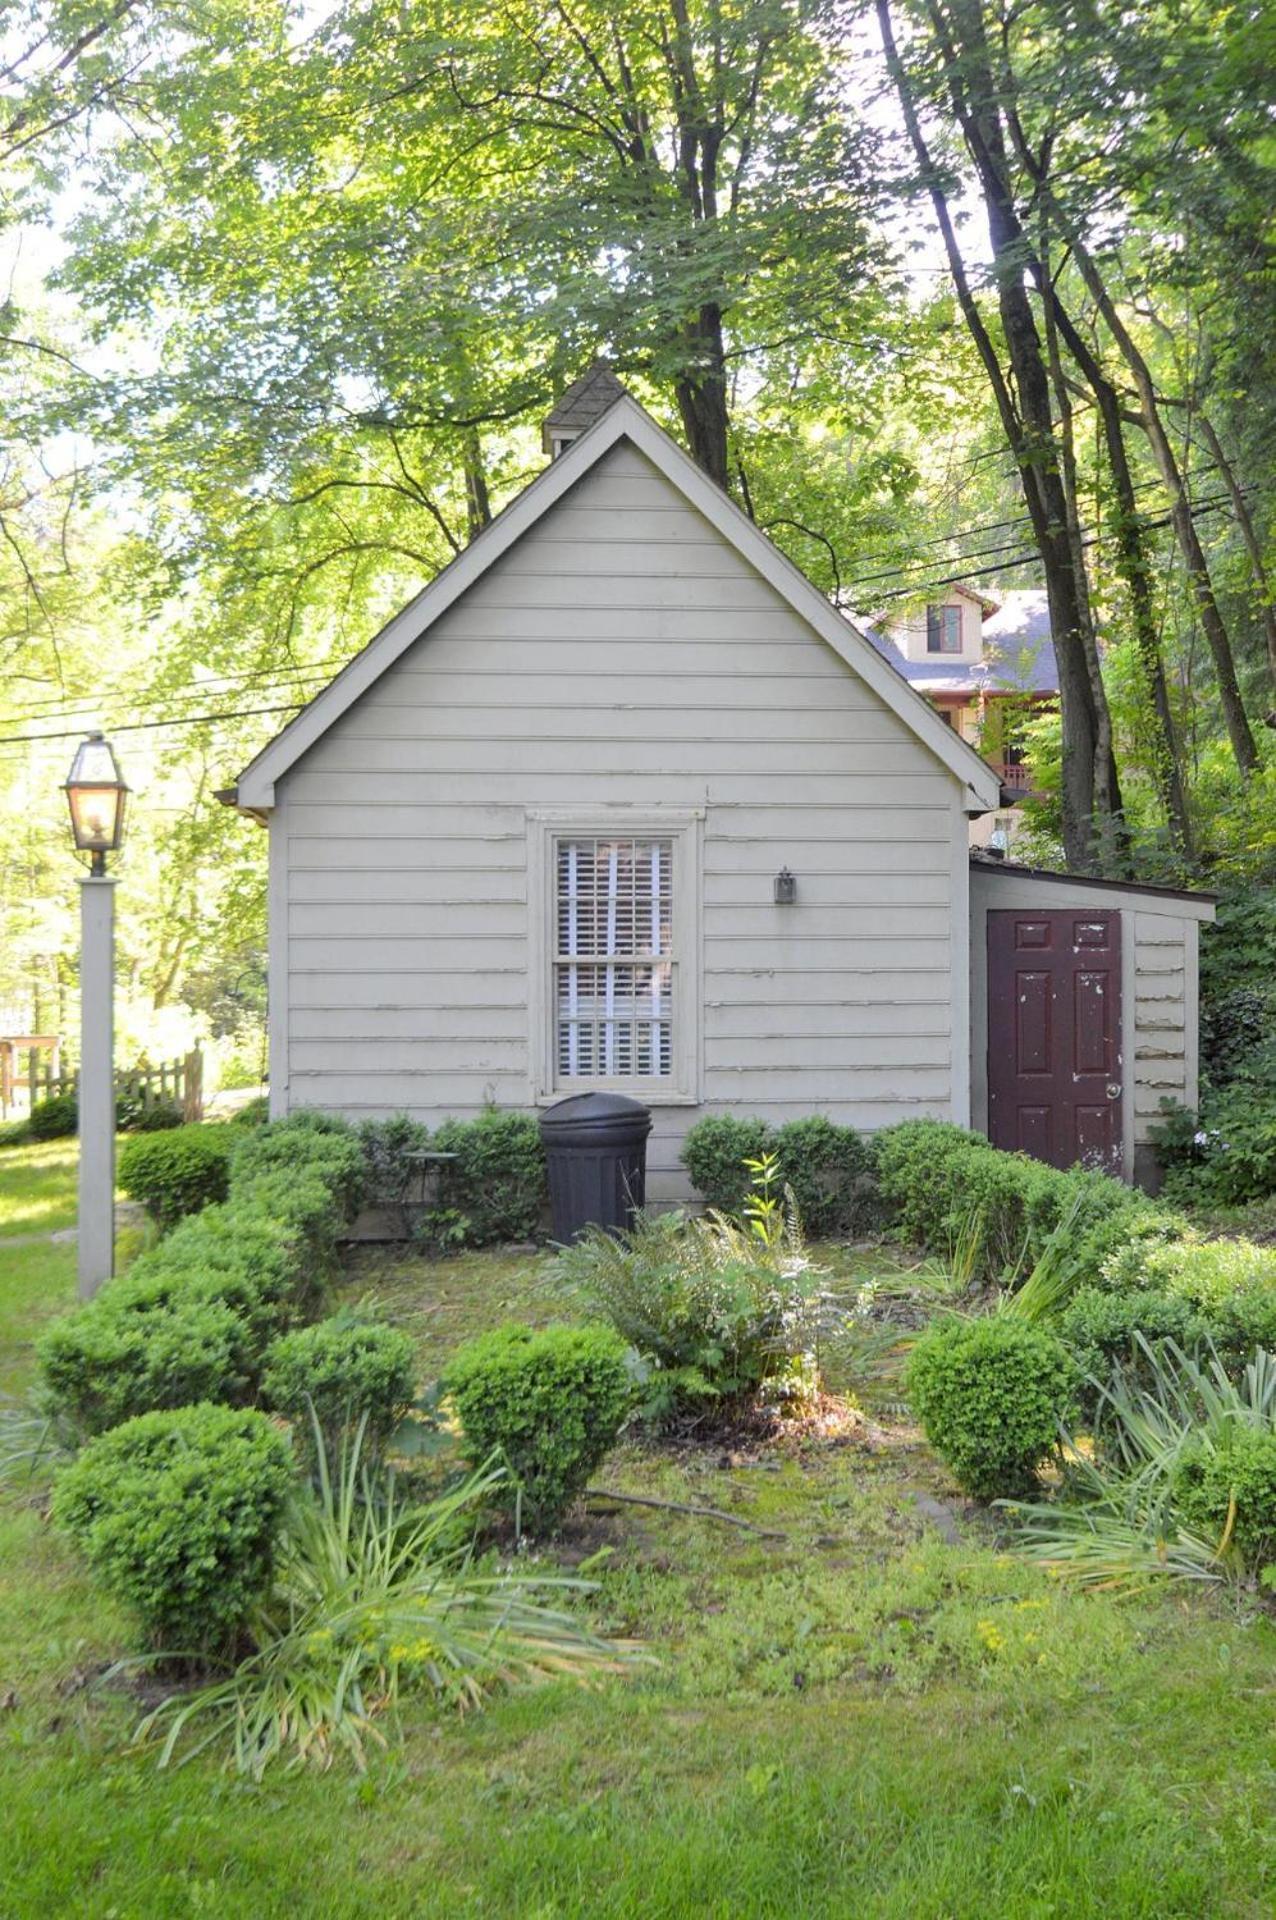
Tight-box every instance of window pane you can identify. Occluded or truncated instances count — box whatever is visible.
[926,605,961,653]
[555,839,673,1079]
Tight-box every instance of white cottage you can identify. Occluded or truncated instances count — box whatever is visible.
[227,374,1213,1198]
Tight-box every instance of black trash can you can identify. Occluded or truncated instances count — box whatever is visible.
[539,1091,653,1242]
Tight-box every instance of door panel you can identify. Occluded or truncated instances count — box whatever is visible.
[987,909,1123,1175]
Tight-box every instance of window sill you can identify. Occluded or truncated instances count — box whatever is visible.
[535,1088,698,1108]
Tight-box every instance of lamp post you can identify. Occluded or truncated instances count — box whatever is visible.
[63,732,129,1300]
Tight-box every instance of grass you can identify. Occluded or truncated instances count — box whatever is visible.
[1,1139,1274,1916]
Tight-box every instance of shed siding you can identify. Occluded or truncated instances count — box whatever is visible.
[274,441,967,1199]
[968,867,1209,1187]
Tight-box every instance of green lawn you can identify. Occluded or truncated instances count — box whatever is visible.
[1,1140,1274,1918]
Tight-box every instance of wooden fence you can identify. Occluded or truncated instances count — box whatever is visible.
[13,1048,204,1124]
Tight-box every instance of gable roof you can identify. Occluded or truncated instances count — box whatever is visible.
[233,397,1002,813]
[865,588,1059,699]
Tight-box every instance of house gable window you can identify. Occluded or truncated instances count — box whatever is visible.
[927,604,962,653]
[528,812,701,1102]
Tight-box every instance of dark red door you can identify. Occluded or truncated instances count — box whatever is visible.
[987,909,1124,1175]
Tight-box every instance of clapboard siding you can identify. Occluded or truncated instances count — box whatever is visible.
[273,439,968,1194]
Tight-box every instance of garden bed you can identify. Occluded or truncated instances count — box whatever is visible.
[2,1137,1275,1916]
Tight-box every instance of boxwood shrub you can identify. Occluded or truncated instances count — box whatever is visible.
[681,1113,875,1237]
[432,1110,547,1245]
[443,1322,632,1530]
[262,1315,417,1462]
[1058,1287,1204,1417]
[231,1112,367,1225]
[118,1125,232,1231]
[53,1404,293,1657]
[27,1093,78,1140]
[906,1316,1077,1501]
[1172,1428,1276,1570]
[37,1287,257,1438]
[681,1116,774,1214]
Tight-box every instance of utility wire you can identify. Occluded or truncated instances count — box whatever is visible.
[0,662,340,728]
[0,701,311,749]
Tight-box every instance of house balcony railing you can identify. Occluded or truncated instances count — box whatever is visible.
[989,759,1036,794]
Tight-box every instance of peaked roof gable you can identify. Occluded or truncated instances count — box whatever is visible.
[234,397,1002,812]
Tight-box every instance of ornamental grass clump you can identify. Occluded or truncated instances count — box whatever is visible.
[53,1404,293,1660]
[134,1429,629,1776]
[443,1324,633,1531]
[906,1317,1077,1501]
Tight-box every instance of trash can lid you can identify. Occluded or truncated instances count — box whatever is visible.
[538,1089,653,1140]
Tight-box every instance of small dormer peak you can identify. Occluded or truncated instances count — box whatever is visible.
[542,360,629,457]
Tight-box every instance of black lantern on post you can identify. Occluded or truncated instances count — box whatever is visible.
[63,732,129,876]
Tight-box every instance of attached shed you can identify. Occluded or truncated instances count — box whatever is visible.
[228,380,1212,1199]
[970,859,1214,1190]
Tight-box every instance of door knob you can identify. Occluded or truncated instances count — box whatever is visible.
[1106,1083,1122,1100]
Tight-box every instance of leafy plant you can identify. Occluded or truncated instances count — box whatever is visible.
[263,1315,418,1464]
[443,1323,632,1531]
[431,1110,546,1245]
[1011,1339,1276,1588]
[1058,1287,1204,1419]
[907,1316,1077,1501]
[53,1404,294,1659]
[1173,1427,1276,1569]
[772,1116,876,1238]
[132,1430,629,1776]
[681,1115,774,1213]
[557,1189,831,1421]
[358,1113,429,1211]
[231,1113,367,1225]
[27,1093,78,1140]
[37,1288,258,1437]
[118,1125,232,1231]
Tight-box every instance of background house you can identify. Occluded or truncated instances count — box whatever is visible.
[869,586,1059,851]
[228,378,1210,1197]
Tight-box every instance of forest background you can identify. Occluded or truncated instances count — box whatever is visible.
[2,0,1274,1145]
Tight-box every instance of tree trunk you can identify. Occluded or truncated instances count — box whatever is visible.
[1039,219,1258,773]
[462,428,491,541]
[902,0,1112,870]
[674,303,730,489]
[1193,411,1276,698]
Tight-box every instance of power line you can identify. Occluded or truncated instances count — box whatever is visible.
[0,661,341,729]
[0,701,310,749]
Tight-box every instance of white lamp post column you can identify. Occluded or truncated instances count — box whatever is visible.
[63,731,130,1302]
[77,874,116,1298]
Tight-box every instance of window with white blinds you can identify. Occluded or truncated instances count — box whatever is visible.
[555,837,673,1079]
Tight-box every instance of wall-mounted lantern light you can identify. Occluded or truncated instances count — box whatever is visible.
[64,731,129,877]
[774,866,797,905]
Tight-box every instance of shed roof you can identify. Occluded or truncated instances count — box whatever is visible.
[231,393,1002,814]
[970,851,1216,915]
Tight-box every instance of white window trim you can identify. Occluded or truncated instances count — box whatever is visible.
[526,809,703,1106]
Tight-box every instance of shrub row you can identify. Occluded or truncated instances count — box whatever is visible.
[38,1115,368,1439]
[681,1113,876,1238]
[872,1118,1171,1285]
[21,1092,184,1143]
[359,1108,547,1246]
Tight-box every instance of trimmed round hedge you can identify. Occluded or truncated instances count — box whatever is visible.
[444,1322,632,1531]
[52,1403,294,1658]
[263,1315,417,1461]
[118,1125,232,1232]
[907,1316,1077,1501]
[1172,1428,1276,1571]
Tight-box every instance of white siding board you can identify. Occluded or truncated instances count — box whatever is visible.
[273,440,969,1197]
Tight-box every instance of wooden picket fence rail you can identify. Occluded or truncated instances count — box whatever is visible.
[21,1048,204,1124]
